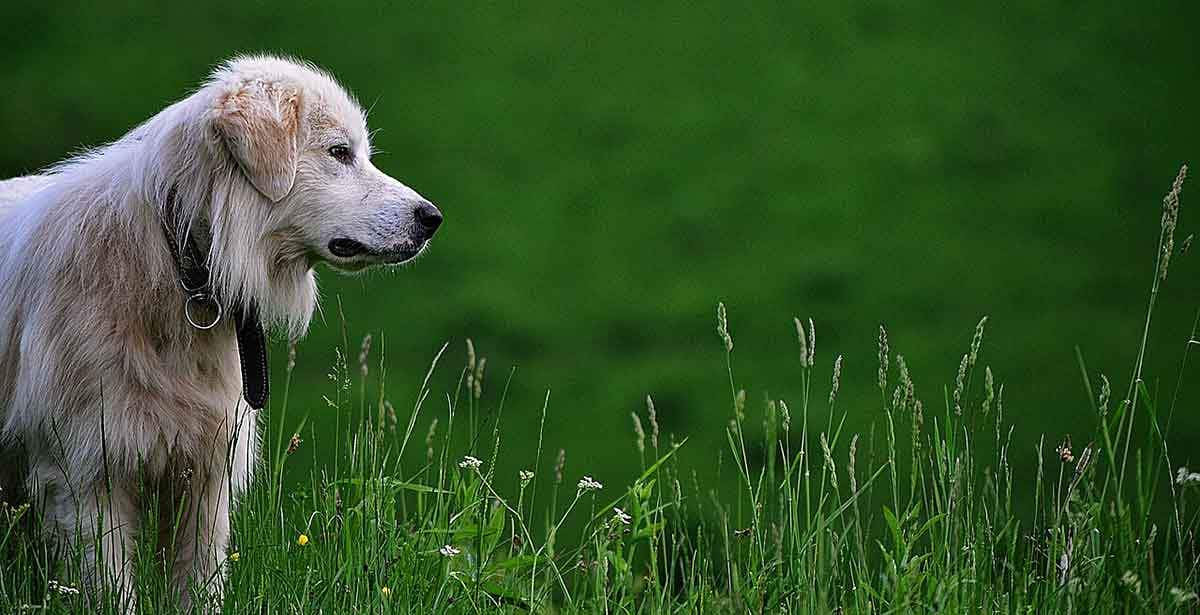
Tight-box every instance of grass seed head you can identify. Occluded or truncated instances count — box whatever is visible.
[877,324,889,393]
[646,395,659,449]
[829,355,843,406]
[631,412,646,454]
[982,366,995,415]
[1098,375,1111,416]
[820,433,838,490]
[554,449,566,485]
[286,340,297,373]
[473,358,486,400]
[384,400,397,433]
[969,316,988,368]
[765,399,777,435]
[953,353,969,415]
[358,333,372,377]
[808,318,816,367]
[794,317,809,368]
[424,418,439,463]
[847,434,859,493]
[897,355,913,408]
[716,302,733,352]
[1160,164,1188,281]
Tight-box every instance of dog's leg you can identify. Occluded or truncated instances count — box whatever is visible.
[167,403,255,612]
[170,468,231,612]
[41,476,140,612]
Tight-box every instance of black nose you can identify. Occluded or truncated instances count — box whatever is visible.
[414,202,443,235]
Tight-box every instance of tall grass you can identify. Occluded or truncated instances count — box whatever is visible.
[0,165,1195,613]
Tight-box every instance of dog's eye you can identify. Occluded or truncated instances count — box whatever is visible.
[328,144,353,164]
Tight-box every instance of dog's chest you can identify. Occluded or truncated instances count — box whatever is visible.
[176,330,244,407]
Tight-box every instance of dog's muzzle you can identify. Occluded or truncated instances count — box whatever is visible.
[327,201,443,265]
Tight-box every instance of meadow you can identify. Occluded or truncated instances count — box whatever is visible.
[0,166,1196,613]
[1,2,1199,612]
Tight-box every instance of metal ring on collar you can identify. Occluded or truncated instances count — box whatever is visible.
[184,292,223,330]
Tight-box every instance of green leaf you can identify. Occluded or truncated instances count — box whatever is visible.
[331,477,450,495]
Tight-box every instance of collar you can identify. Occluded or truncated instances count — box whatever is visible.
[160,194,270,410]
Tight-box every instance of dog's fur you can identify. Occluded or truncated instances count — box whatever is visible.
[0,56,439,608]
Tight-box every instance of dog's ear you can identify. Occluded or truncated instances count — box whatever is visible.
[214,81,302,202]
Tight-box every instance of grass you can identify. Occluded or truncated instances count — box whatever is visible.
[0,166,1197,613]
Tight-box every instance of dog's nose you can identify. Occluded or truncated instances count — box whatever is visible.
[414,202,443,236]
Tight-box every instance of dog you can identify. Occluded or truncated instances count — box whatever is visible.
[0,55,441,609]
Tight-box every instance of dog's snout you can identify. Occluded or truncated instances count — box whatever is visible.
[413,202,443,236]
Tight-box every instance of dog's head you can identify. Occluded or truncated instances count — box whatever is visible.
[208,56,441,273]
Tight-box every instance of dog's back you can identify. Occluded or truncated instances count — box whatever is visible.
[0,175,47,503]
[0,175,51,215]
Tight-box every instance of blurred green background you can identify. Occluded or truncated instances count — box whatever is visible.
[2,3,1198,510]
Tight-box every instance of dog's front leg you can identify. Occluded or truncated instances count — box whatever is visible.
[40,475,140,613]
[169,470,231,612]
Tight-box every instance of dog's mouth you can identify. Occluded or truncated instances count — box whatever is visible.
[326,238,427,271]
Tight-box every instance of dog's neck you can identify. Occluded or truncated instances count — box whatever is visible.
[158,189,271,410]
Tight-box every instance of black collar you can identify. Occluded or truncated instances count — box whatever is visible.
[159,197,270,410]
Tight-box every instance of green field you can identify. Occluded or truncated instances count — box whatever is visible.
[1,3,1199,610]
[1,192,1197,610]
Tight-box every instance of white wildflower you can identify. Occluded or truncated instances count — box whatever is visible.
[48,580,79,596]
[439,544,461,557]
[1121,570,1141,594]
[577,476,603,492]
[458,455,483,471]
[519,470,535,487]
[1177,467,1200,486]
[1171,587,1199,604]
[612,507,632,525]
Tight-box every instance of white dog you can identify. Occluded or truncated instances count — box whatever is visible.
[0,56,441,609]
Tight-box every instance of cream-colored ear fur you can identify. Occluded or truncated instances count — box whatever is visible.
[214,80,301,202]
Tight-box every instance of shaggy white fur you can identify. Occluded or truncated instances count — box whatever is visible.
[0,55,440,610]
